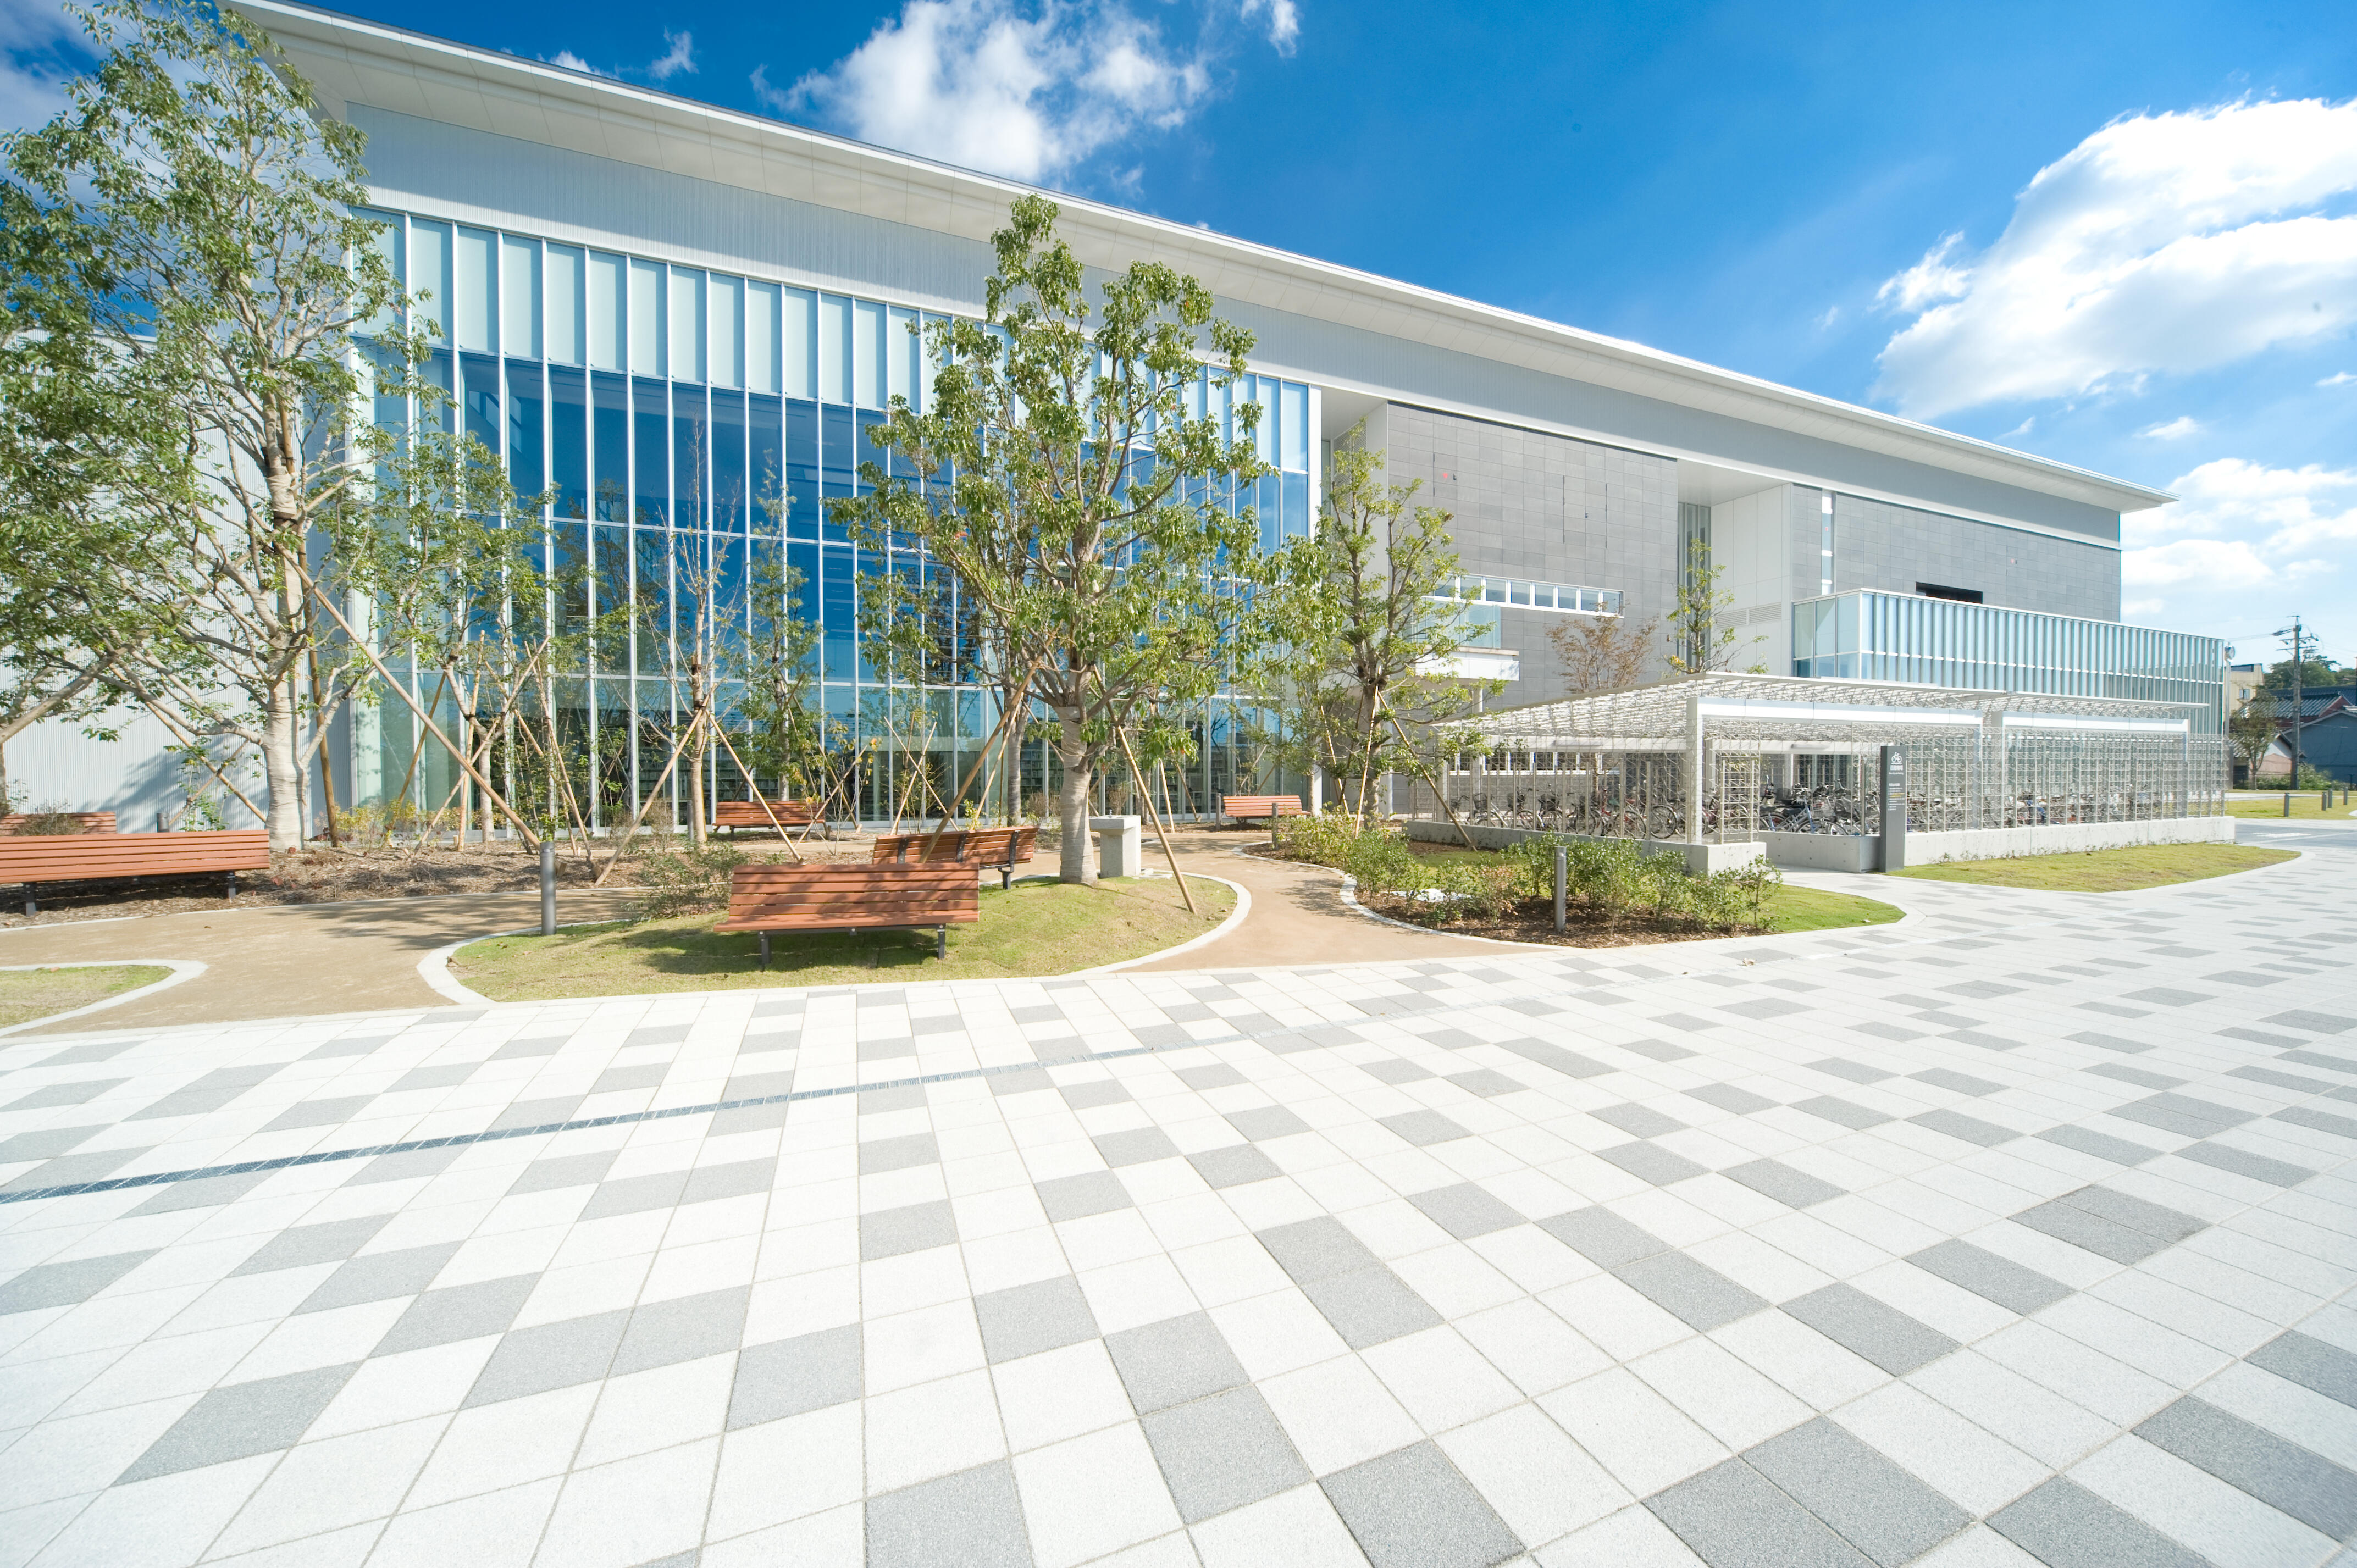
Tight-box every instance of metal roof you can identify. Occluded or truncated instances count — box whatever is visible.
[1480,673,2203,750]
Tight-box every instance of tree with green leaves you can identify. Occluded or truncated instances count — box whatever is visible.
[838,196,1288,884]
[1666,536,1766,675]
[2,0,418,848]
[1268,422,1489,819]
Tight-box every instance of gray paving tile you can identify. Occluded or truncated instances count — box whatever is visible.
[1905,1240,2070,1314]
[1539,1206,1668,1268]
[127,1171,271,1215]
[859,1084,928,1113]
[1594,1102,1685,1139]
[2137,1395,2357,1538]
[2088,1065,2186,1091]
[1379,1109,1472,1146]
[1792,1095,1891,1130]
[5,1079,125,1111]
[2110,1093,2254,1138]
[1059,1079,1132,1110]
[2266,1009,2357,1035]
[1988,1476,2207,1567]
[2012,1192,2195,1265]
[2036,1126,2162,1166]
[374,1274,538,1355]
[858,1133,943,1174]
[1911,1068,2003,1095]
[231,1215,391,1276]
[2276,1105,2357,1140]
[578,1170,690,1221]
[1093,1128,1182,1167]
[1302,1267,1444,1349]
[1615,1251,1769,1331]
[488,1034,566,1060]
[1259,1217,1385,1284]
[1646,1455,1877,1568]
[861,1200,959,1259]
[1720,1157,1842,1207]
[976,1276,1098,1364]
[2123,988,2210,1008]
[1850,1022,1924,1043]
[258,1095,375,1131]
[1106,1311,1248,1412]
[348,1145,464,1186]
[1745,1417,1971,1566]
[1175,1063,1245,1091]
[1908,1109,2018,1147]
[131,1064,281,1119]
[1687,1083,1778,1115]
[2248,1331,2357,1409]
[1780,1284,1958,1376]
[1719,997,1812,1021]
[0,1149,135,1194]
[118,1362,358,1483]
[1142,1384,1311,1523]
[1444,1069,1524,1098]
[390,1063,477,1093]
[1813,1059,1894,1085]
[1407,1183,1523,1240]
[711,1101,788,1135]
[2283,1050,2357,1076]
[2070,1031,2156,1055]
[683,1158,776,1205]
[509,1150,620,1195]
[0,1124,101,1162]
[1036,1171,1132,1221]
[987,1067,1052,1096]
[1226,1106,1312,1141]
[0,1249,156,1315]
[1321,1440,1523,1568]
[488,1095,585,1132]
[295,1242,462,1313]
[626,1023,689,1047]
[463,1309,628,1406]
[1614,1038,1697,1063]
[1362,1058,1436,1085]
[721,1069,795,1100]
[1599,1142,1708,1186]
[614,1286,750,1375]
[2172,1142,2314,1188]
[867,1460,1031,1568]
[1498,1038,1618,1077]
[1188,1144,1282,1188]
[729,1324,862,1427]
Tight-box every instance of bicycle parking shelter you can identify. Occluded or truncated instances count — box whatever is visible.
[1403,672,2228,867]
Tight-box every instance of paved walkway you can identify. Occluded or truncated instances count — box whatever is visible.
[0,831,2353,1567]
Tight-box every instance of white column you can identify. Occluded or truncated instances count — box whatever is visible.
[1685,686,1705,845]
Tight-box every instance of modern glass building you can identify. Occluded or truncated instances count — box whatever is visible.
[11,0,2228,829]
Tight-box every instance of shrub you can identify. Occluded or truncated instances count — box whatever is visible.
[634,838,750,918]
[13,802,92,835]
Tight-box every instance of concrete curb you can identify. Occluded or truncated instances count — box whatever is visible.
[0,960,210,1040]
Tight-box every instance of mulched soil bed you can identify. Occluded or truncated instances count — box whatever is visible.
[0,833,873,928]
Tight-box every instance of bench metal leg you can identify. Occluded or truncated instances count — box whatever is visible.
[759,932,771,970]
[224,871,236,902]
[22,887,32,919]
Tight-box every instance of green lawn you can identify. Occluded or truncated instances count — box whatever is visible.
[451,875,1233,1001]
[1766,884,1905,933]
[1892,842,2295,893]
[0,965,171,1029]
[2224,792,2357,819]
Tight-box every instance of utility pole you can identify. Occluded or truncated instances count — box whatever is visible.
[2275,617,2310,785]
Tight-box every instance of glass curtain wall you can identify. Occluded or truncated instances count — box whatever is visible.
[1791,590,2227,733]
[356,211,1318,827]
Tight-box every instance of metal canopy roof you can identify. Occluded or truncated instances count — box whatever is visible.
[1480,673,2202,750]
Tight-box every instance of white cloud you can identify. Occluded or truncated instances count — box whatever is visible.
[2124,458,2357,610]
[1240,0,1300,54]
[1813,304,1841,330]
[1,0,83,132]
[2324,371,2356,387]
[2138,415,2203,440]
[546,49,597,74]
[647,29,696,81]
[765,0,1286,182]
[1873,98,2357,419]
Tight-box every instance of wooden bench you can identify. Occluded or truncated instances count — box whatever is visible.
[870,825,1039,890]
[714,863,980,965]
[1,829,270,915]
[1220,795,1305,839]
[0,812,117,835]
[713,799,820,838]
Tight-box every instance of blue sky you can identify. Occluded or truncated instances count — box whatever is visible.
[6,0,2354,668]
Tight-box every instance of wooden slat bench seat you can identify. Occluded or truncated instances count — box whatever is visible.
[714,863,980,964]
[1220,795,1304,824]
[1,829,270,915]
[0,812,117,835]
[713,799,820,837]
[870,825,1040,890]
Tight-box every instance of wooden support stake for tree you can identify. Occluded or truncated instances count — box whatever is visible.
[591,706,703,886]
[1390,709,1475,848]
[1112,718,1197,916]
[142,702,267,827]
[300,569,541,851]
[709,722,804,863]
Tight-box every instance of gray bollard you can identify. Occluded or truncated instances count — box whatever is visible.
[2284,793,2292,817]
[539,840,556,936]
[1554,845,1567,934]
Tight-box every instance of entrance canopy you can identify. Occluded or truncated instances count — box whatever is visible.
[1473,672,2204,752]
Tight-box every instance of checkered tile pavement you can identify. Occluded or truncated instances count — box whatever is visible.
[2,841,2355,1567]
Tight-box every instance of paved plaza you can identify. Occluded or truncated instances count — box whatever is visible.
[2,828,2354,1567]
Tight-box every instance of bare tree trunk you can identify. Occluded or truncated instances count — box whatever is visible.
[1054,708,1096,886]
[262,677,304,848]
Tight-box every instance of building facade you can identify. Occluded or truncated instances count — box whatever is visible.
[12,1,2228,829]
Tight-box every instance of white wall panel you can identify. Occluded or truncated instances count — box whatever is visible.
[453,225,494,352]
[852,298,883,408]
[745,281,778,394]
[410,219,450,343]
[709,274,742,389]
[500,235,540,361]
[629,257,664,376]
[587,250,623,370]
[668,267,705,384]
[545,243,583,365]
[818,294,849,405]
[783,287,816,400]
[886,306,917,408]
